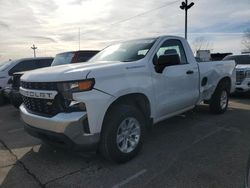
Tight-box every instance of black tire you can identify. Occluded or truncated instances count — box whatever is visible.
[11,100,21,109]
[0,93,4,106]
[10,95,23,109]
[246,90,250,97]
[99,105,146,163]
[209,83,229,114]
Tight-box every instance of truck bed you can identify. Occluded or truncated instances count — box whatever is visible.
[198,60,236,102]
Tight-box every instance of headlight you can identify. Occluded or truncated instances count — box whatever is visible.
[58,79,95,100]
[60,79,95,93]
[246,70,250,78]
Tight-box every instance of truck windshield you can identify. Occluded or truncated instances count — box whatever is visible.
[89,38,156,62]
[223,55,250,65]
[51,52,75,66]
[0,60,17,72]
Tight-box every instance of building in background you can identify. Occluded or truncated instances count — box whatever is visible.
[196,50,211,62]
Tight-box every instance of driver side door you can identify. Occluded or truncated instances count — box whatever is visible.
[153,39,199,119]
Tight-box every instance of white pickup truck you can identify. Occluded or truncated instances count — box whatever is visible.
[20,36,236,163]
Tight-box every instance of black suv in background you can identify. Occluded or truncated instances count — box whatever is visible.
[8,57,54,107]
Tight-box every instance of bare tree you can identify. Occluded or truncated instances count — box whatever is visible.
[242,29,250,50]
[192,37,213,54]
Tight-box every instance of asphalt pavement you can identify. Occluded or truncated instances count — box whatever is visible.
[0,95,250,188]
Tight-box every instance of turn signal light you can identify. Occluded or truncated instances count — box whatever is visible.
[79,79,95,91]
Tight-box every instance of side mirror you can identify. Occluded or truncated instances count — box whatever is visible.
[7,77,13,84]
[9,69,20,76]
[8,70,14,76]
[155,54,181,73]
[9,69,18,76]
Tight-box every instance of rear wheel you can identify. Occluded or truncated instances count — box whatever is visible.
[209,84,229,114]
[99,105,145,163]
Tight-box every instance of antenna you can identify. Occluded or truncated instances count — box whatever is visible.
[78,28,81,50]
[31,44,37,57]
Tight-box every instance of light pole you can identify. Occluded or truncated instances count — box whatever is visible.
[31,44,37,58]
[79,28,81,51]
[180,0,194,40]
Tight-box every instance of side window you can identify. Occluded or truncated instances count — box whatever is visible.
[78,55,90,62]
[138,49,149,56]
[155,39,187,65]
[247,56,250,64]
[37,59,53,68]
[242,56,250,64]
[9,60,37,75]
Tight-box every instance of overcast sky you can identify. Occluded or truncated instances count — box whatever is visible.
[0,0,249,62]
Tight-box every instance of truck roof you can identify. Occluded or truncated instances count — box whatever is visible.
[57,50,100,55]
[121,35,185,42]
[15,57,54,62]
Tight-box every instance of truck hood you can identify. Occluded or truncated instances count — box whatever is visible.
[0,71,10,89]
[236,64,250,70]
[0,71,8,78]
[21,61,125,82]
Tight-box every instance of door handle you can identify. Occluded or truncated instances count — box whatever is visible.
[186,70,194,74]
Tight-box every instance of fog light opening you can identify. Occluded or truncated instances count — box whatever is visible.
[82,117,90,134]
[78,102,86,111]
[68,101,86,112]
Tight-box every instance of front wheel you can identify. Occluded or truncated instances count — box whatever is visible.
[10,95,23,109]
[209,85,229,114]
[99,105,145,163]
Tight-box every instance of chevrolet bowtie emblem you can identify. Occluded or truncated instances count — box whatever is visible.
[46,102,53,106]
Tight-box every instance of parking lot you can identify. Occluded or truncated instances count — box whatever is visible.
[0,95,249,188]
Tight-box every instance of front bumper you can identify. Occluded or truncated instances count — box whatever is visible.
[20,105,100,150]
[235,78,250,92]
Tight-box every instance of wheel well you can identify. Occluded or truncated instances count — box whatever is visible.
[217,77,231,92]
[103,93,152,127]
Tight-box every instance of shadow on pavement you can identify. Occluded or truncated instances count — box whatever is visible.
[0,144,103,187]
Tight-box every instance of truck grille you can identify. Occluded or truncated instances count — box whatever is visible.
[21,81,62,117]
[236,70,246,85]
[22,96,60,116]
[21,81,58,90]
